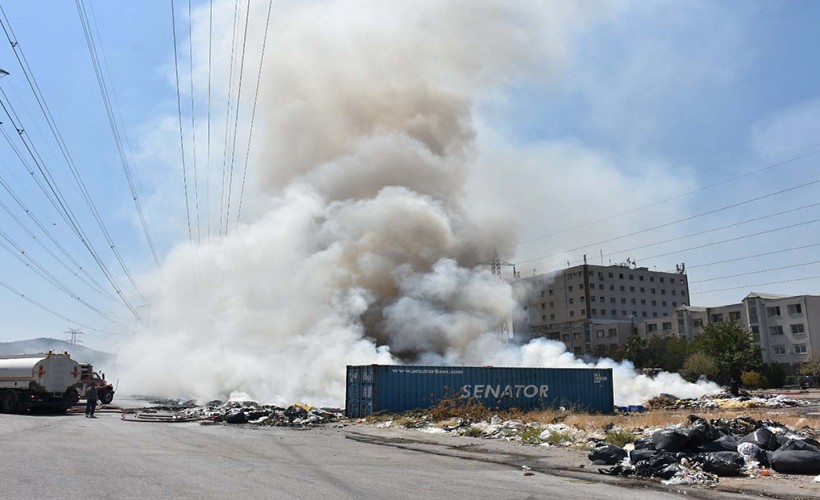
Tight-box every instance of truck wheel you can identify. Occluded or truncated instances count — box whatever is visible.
[1,391,18,414]
[100,391,114,405]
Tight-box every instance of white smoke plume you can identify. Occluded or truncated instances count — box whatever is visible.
[119,0,719,406]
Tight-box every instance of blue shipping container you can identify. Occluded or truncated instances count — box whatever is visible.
[345,365,614,417]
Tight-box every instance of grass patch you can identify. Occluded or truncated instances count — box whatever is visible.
[520,427,542,444]
[605,430,637,447]
[462,426,484,438]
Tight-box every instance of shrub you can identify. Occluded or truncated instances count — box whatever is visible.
[764,363,787,389]
[429,394,492,422]
[741,371,769,389]
[462,426,484,438]
[681,352,719,382]
[520,427,542,444]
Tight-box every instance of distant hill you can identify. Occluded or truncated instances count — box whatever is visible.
[0,338,115,368]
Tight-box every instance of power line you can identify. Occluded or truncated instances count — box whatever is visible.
[690,259,820,284]
[206,0,213,240]
[517,177,820,266]
[692,275,820,295]
[75,0,160,266]
[567,200,820,267]
[170,0,194,243]
[518,148,820,246]
[219,0,241,237]
[187,0,201,244]
[236,0,273,227]
[688,243,820,269]
[223,0,251,235]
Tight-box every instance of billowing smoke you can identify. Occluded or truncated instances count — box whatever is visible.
[118,0,719,406]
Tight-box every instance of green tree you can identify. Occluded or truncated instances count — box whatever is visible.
[693,320,762,384]
[618,335,647,368]
[799,359,820,376]
[681,351,719,382]
[645,336,693,372]
[764,363,787,388]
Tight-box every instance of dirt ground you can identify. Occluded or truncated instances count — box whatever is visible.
[355,390,820,499]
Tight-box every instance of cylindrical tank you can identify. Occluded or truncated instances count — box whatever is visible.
[0,353,81,393]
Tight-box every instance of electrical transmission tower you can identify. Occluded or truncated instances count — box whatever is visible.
[479,251,517,340]
[66,328,84,346]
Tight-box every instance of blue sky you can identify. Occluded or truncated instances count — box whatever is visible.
[0,0,819,349]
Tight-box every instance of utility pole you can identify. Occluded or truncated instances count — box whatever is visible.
[479,251,516,340]
[66,328,84,346]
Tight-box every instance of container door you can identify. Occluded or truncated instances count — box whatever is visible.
[345,367,360,418]
[361,366,374,416]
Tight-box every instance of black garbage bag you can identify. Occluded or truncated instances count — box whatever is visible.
[633,453,678,478]
[685,417,721,447]
[656,463,682,480]
[599,464,635,476]
[739,428,780,451]
[225,411,248,424]
[767,450,820,474]
[778,437,820,453]
[284,405,309,421]
[697,451,744,476]
[629,449,656,464]
[698,434,740,453]
[651,430,689,453]
[633,436,655,450]
[588,444,628,465]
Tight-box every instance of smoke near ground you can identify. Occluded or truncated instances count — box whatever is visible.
[118,0,718,406]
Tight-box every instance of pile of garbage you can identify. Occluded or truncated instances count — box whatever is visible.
[591,414,820,485]
[645,392,812,411]
[122,400,346,427]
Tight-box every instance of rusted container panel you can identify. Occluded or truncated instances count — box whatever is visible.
[345,365,613,417]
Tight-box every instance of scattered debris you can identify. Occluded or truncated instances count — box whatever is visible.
[644,391,811,411]
[122,400,345,427]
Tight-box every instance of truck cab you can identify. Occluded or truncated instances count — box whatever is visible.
[79,364,115,405]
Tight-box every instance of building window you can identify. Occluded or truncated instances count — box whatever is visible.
[647,324,658,332]
[601,310,607,316]
[542,315,547,321]
[661,289,666,295]
[729,311,741,321]
[631,298,636,304]
[693,318,703,327]
[641,299,646,305]
[662,322,672,331]
[573,332,580,340]
[596,330,605,338]
[619,273,624,279]
[608,272,613,278]
[629,286,635,292]
[651,300,657,306]
[581,309,586,315]
[597,284,603,290]
[610,297,616,303]
[650,276,655,282]
[580,284,585,290]
[681,291,686,297]
[591,308,597,314]
[569,298,574,305]
[591,296,596,302]
[632,310,637,317]
[568,286,573,292]
[608,328,617,337]
[653,312,658,318]
[549,289,553,296]
[541,303,546,309]
[788,303,803,314]
[642,311,647,317]
[540,291,545,297]
[573,346,582,354]
[795,344,808,354]
[570,311,575,317]
[600,296,605,303]
[622,310,627,316]
[621,298,626,304]
[770,325,784,336]
[619,285,625,292]
[750,325,759,334]
[671,290,677,296]
[611,309,617,316]
[767,306,781,317]
[639,275,644,281]
[651,288,656,294]
[550,314,555,320]
[791,323,806,334]
[773,345,786,355]
[629,274,634,280]
[563,334,570,343]
[662,301,667,307]
[711,313,723,323]
[609,285,615,291]
[672,302,677,307]
[640,287,645,293]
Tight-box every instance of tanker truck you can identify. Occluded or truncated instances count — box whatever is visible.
[0,352,82,413]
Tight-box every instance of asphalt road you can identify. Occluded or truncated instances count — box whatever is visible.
[0,410,710,500]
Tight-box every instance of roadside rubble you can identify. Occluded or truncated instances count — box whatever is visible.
[593,414,820,486]
[121,400,346,427]
[644,391,811,411]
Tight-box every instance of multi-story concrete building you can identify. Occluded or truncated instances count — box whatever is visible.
[637,292,820,374]
[515,262,690,355]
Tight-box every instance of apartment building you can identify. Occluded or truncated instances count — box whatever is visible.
[638,292,820,374]
[514,262,690,355]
